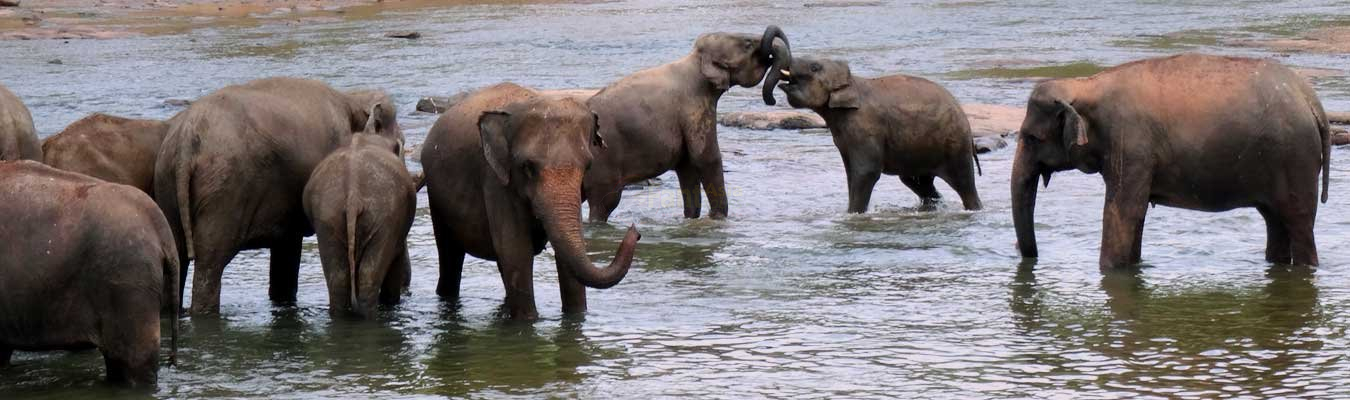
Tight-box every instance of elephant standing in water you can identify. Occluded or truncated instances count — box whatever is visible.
[43,113,169,196]
[155,77,400,315]
[773,56,982,212]
[1012,54,1330,269]
[0,83,41,161]
[421,83,641,320]
[304,105,416,319]
[583,26,792,222]
[0,161,179,387]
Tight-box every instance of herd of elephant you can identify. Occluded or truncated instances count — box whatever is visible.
[0,25,1335,387]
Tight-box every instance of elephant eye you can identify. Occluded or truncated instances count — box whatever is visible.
[714,61,731,70]
[523,160,538,178]
[810,63,823,72]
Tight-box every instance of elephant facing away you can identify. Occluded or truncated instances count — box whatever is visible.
[583,26,792,222]
[421,83,641,320]
[0,83,41,162]
[774,56,982,212]
[43,113,169,196]
[155,77,401,315]
[1012,54,1331,269]
[304,105,416,319]
[0,161,179,387]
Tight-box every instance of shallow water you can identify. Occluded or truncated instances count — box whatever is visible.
[3,1,1350,398]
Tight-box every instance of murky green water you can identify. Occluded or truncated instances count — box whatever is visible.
[3,1,1349,398]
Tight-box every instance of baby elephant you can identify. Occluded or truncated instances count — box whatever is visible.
[774,57,982,212]
[303,105,416,318]
[0,160,179,387]
[42,113,170,196]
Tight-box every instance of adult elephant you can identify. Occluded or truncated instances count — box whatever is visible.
[583,26,792,222]
[155,77,400,315]
[43,113,169,196]
[0,161,179,387]
[421,83,641,320]
[1012,54,1330,269]
[0,83,41,162]
[772,56,983,212]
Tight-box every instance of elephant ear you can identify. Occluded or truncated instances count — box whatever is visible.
[590,112,607,149]
[478,110,513,186]
[828,83,861,109]
[1056,100,1088,147]
[364,103,387,134]
[696,36,732,91]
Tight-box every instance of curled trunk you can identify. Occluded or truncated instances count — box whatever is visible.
[536,171,640,289]
[1011,145,1040,258]
[760,25,792,105]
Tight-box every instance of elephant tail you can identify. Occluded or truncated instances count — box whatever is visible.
[175,128,197,260]
[1314,101,1331,204]
[972,137,983,176]
[346,150,360,306]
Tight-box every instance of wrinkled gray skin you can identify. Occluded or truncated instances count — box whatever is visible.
[775,57,983,212]
[1012,54,1331,269]
[43,113,169,196]
[0,84,41,162]
[303,106,416,319]
[583,26,792,222]
[0,161,179,388]
[421,83,642,320]
[155,77,401,315]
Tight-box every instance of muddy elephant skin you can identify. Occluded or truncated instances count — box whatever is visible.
[43,113,169,196]
[0,161,179,387]
[0,83,41,162]
[421,83,641,320]
[1010,54,1331,269]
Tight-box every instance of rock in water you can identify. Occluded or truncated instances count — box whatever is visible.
[718,111,826,130]
[0,1,19,7]
[385,31,421,39]
[973,135,1008,153]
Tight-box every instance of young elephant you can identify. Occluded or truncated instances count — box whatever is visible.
[303,105,415,319]
[583,26,792,222]
[42,113,170,196]
[0,161,179,387]
[774,57,983,212]
[0,83,41,161]
[1011,54,1331,269]
[421,83,641,320]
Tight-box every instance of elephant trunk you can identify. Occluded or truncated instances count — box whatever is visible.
[1011,143,1040,258]
[760,25,792,105]
[536,168,640,289]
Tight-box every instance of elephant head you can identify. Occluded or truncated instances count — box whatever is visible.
[694,26,792,104]
[776,56,862,111]
[478,97,641,289]
[1011,80,1102,258]
[345,90,404,144]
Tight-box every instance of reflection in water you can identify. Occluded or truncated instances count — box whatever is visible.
[424,315,610,397]
[1011,264,1343,398]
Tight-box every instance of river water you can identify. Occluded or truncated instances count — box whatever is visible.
[3,1,1350,398]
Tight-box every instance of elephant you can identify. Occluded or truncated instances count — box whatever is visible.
[582,26,792,222]
[421,83,642,320]
[0,83,41,162]
[303,105,416,318]
[1011,54,1331,269]
[42,113,169,196]
[154,77,401,315]
[0,160,179,387]
[773,56,983,212]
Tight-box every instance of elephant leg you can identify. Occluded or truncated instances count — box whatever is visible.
[1,346,11,367]
[101,292,160,387]
[846,168,882,214]
[189,245,241,315]
[1131,213,1146,265]
[1099,183,1150,270]
[900,175,942,210]
[557,258,587,314]
[939,161,982,211]
[380,248,411,306]
[1283,207,1319,267]
[268,237,303,305]
[586,183,623,224]
[675,164,703,219]
[1258,206,1292,264]
[433,237,465,302]
[496,249,538,321]
[697,157,729,220]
